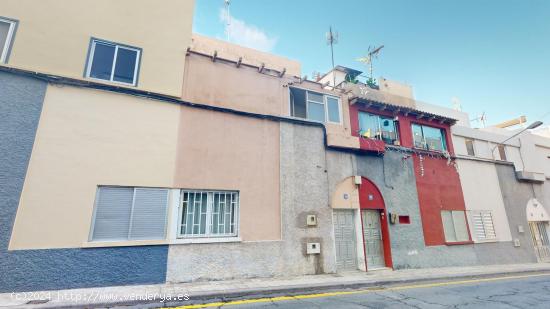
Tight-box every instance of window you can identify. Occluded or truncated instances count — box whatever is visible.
[497,144,507,161]
[85,39,141,85]
[179,190,239,238]
[412,124,447,151]
[471,211,496,241]
[0,17,17,63]
[358,111,399,145]
[465,138,475,156]
[90,186,169,241]
[398,215,410,224]
[441,210,470,242]
[289,87,341,124]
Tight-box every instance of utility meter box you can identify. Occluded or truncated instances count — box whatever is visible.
[306,215,317,226]
[306,242,321,254]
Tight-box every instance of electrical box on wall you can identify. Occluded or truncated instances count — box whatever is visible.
[514,239,521,247]
[306,215,317,226]
[306,242,321,254]
[518,225,524,233]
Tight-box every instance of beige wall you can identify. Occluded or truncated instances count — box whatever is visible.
[173,106,281,241]
[182,52,357,150]
[331,177,360,209]
[1,0,194,96]
[191,34,301,77]
[182,53,290,116]
[9,85,180,250]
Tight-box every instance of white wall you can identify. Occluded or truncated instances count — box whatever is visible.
[457,160,513,242]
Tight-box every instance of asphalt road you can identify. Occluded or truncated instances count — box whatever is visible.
[169,273,550,309]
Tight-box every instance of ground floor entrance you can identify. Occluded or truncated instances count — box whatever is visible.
[529,221,550,262]
[333,209,357,270]
[361,209,385,269]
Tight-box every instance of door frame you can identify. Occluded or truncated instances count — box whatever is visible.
[358,177,393,270]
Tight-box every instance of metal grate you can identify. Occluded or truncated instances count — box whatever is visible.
[180,190,239,238]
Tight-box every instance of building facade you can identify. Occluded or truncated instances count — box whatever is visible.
[1,0,550,293]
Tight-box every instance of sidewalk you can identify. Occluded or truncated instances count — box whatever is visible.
[2,263,550,309]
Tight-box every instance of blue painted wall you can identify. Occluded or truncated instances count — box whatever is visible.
[0,71,168,292]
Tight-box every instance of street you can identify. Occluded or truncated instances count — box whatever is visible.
[167,273,550,309]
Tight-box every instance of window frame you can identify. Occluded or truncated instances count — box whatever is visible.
[411,123,448,152]
[89,186,170,242]
[85,38,141,86]
[358,111,400,145]
[0,17,18,64]
[325,95,343,124]
[441,210,471,243]
[288,87,342,124]
[470,210,497,241]
[465,138,476,156]
[177,189,240,239]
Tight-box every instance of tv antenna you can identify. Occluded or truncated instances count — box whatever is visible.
[357,45,384,80]
[326,26,339,85]
[224,0,231,41]
[470,112,487,128]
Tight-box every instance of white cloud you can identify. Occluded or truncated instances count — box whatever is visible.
[219,8,277,52]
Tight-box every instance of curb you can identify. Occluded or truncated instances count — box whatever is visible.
[43,268,550,309]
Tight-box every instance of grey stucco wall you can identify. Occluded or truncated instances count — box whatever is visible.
[354,151,478,269]
[494,164,539,263]
[165,123,542,283]
[354,151,537,268]
[167,123,338,282]
[0,71,168,292]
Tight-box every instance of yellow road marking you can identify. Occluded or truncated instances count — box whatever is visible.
[163,272,550,309]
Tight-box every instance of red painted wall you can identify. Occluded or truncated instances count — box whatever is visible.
[350,101,468,247]
[413,156,470,246]
[358,177,393,268]
[349,103,455,155]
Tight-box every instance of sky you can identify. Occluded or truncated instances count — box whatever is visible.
[193,0,550,127]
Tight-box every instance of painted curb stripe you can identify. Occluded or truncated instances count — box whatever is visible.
[162,273,550,309]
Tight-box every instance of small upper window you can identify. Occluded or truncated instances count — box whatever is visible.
[85,39,141,86]
[465,138,475,156]
[289,87,341,124]
[0,17,17,63]
[358,111,399,145]
[497,144,507,161]
[412,123,447,152]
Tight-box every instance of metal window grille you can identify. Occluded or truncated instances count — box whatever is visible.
[472,211,496,240]
[179,190,239,238]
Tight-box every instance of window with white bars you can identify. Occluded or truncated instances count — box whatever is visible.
[179,190,239,238]
[471,211,497,241]
[90,186,169,242]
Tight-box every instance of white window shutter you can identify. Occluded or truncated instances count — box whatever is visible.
[91,187,133,241]
[129,188,169,240]
[452,211,469,242]
[441,211,456,242]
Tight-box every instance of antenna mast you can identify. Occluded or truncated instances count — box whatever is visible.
[326,26,339,86]
[224,0,231,41]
